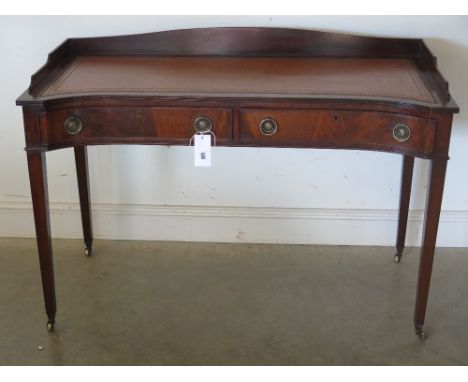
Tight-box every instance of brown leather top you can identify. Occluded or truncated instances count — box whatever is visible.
[41,56,434,103]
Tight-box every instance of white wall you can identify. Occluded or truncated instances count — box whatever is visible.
[1,16,468,246]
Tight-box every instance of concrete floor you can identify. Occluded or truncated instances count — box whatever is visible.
[0,238,467,365]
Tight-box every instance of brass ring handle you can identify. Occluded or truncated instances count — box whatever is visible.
[392,123,411,142]
[64,116,83,135]
[259,118,278,135]
[194,116,212,133]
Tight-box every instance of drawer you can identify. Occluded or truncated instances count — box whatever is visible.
[239,109,435,155]
[44,107,233,145]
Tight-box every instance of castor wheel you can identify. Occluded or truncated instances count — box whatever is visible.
[394,254,401,263]
[47,320,55,332]
[415,326,426,340]
[84,247,92,257]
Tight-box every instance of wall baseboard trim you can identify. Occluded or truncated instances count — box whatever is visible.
[1,201,468,246]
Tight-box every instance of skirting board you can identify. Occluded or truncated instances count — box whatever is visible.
[1,201,468,247]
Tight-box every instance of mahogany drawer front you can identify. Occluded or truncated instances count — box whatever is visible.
[44,107,232,145]
[239,109,435,155]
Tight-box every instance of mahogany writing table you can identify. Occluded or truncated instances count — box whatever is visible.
[16,28,459,338]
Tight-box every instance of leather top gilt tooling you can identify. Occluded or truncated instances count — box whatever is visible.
[41,56,434,103]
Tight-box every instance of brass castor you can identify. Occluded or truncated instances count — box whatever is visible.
[84,247,92,257]
[415,326,426,340]
[394,250,403,263]
[47,320,55,332]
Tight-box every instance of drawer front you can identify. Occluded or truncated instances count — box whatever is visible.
[44,107,232,145]
[240,109,435,155]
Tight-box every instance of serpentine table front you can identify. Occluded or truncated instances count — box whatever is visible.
[16,28,459,338]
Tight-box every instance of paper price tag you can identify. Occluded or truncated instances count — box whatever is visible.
[194,134,212,167]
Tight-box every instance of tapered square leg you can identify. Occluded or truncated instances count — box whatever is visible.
[414,159,448,338]
[27,151,56,331]
[395,155,415,263]
[74,146,93,257]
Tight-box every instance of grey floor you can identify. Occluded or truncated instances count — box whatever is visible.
[0,238,467,365]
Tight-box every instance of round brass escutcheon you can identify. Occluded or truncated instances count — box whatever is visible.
[194,116,213,133]
[392,123,411,142]
[64,116,83,135]
[259,118,278,135]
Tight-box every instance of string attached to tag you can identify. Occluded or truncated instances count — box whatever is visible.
[189,131,216,167]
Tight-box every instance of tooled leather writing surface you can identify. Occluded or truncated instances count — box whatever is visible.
[41,56,434,103]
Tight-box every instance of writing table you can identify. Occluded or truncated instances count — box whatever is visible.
[16,28,459,338]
